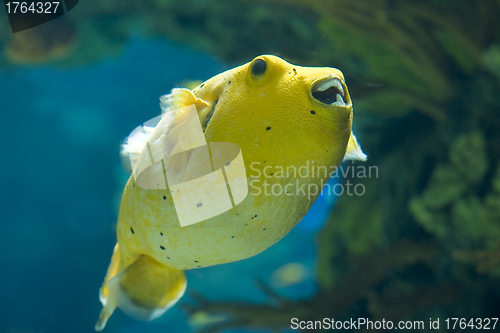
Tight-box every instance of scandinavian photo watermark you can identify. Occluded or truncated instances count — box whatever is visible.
[248,160,378,199]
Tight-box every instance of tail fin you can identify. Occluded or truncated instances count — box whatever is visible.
[95,247,186,331]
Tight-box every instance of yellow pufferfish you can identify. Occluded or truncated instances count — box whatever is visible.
[95,55,366,330]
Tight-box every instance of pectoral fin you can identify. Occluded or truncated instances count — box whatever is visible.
[343,131,367,161]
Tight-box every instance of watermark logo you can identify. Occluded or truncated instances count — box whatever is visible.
[3,0,78,33]
[248,160,378,200]
[128,104,248,227]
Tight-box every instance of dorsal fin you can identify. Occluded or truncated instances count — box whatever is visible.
[160,88,209,114]
[120,88,209,174]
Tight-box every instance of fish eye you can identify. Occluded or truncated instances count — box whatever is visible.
[251,58,267,77]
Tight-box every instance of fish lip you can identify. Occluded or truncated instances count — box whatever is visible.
[310,75,351,108]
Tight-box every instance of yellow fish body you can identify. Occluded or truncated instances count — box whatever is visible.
[95,55,366,330]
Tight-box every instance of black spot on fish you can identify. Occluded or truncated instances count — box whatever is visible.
[263,228,266,230]
[194,260,199,263]
[167,257,170,259]
[293,68,297,74]
[231,236,235,238]
[160,246,165,250]
[266,127,271,131]
[310,110,316,114]
[228,80,231,84]
[197,203,203,208]
[163,196,166,200]
[130,227,134,234]
[160,232,163,236]
[200,83,205,88]
[197,265,201,268]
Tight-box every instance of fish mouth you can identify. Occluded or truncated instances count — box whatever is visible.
[311,76,349,107]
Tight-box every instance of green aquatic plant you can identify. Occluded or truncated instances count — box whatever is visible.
[410,132,500,252]
[483,44,500,80]
[262,0,500,120]
[454,243,500,276]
